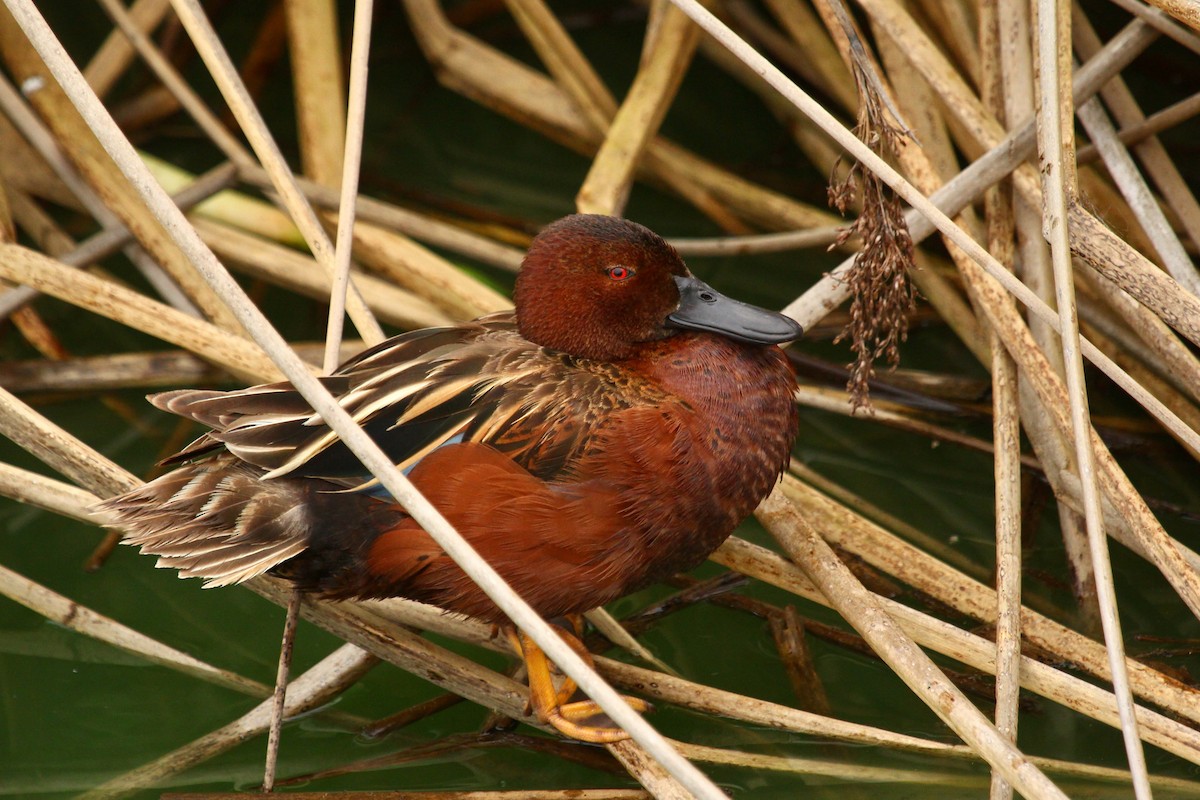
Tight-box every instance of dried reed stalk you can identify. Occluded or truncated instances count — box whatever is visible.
[1032,1,1150,792]
[671,741,984,788]
[0,9,242,329]
[763,0,856,110]
[756,490,1068,800]
[0,156,13,244]
[348,220,511,320]
[403,0,841,232]
[0,343,359,394]
[192,217,452,330]
[166,0,386,346]
[576,2,700,215]
[775,472,1200,726]
[1142,0,1200,31]
[0,382,138,496]
[0,561,270,697]
[503,0,749,231]
[242,164,528,270]
[712,535,1200,767]
[996,0,1096,634]
[83,0,171,99]
[78,644,377,800]
[0,244,283,382]
[283,0,346,190]
[0,461,101,520]
[0,163,236,320]
[978,7,1022,798]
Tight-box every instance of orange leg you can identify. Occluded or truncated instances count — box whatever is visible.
[506,624,652,743]
[547,614,589,707]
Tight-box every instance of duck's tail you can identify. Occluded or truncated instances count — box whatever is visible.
[99,456,319,587]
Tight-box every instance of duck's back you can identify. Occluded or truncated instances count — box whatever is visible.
[151,313,657,483]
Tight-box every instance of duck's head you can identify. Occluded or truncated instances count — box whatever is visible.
[515,214,802,360]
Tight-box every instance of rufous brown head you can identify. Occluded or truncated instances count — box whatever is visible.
[515,214,802,360]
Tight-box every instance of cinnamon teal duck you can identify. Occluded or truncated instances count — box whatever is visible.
[103,213,801,741]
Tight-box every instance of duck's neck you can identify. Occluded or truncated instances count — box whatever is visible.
[625,332,794,426]
[623,331,797,509]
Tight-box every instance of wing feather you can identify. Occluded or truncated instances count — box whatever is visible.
[148,311,673,483]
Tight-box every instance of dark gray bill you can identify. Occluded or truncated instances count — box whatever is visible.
[667,274,802,345]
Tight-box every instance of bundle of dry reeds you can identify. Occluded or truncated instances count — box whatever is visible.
[0,1,1198,798]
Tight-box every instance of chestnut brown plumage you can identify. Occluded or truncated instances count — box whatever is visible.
[102,214,801,741]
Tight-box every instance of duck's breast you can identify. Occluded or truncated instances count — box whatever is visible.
[575,333,798,589]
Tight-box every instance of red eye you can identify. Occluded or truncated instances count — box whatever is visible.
[607,266,634,281]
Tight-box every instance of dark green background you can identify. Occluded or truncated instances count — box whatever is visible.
[2,2,1199,797]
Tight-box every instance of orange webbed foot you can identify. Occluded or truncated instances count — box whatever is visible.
[506,623,652,743]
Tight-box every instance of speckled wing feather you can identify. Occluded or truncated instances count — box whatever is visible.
[104,458,318,587]
[150,311,664,488]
